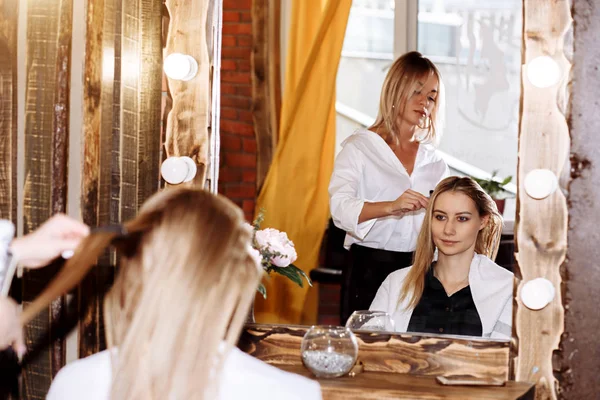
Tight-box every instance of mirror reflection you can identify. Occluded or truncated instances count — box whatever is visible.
[317,0,522,340]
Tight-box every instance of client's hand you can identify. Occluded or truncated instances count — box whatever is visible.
[9,214,90,269]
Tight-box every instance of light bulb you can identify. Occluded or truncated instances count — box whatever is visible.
[524,169,558,200]
[161,156,197,185]
[526,56,560,88]
[163,53,198,81]
[520,278,556,310]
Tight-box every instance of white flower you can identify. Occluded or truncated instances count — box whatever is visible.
[254,228,298,268]
[247,245,263,266]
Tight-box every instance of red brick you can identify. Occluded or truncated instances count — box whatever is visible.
[221,84,236,95]
[242,138,257,153]
[223,0,251,11]
[221,95,251,110]
[223,11,240,22]
[220,107,238,120]
[242,169,256,182]
[221,119,254,136]
[221,59,237,71]
[244,211,254,223]
[224,153,256,168]
[222,35,236,47]
[234,85,251,97]
[240,11,252,22]
[222,71,251,84]
[219,167,243,182]
[237,35,252,47]
[222,23,252,36]
[223,183,256,199]
[242,199,255,213]
[221,134,242,151]
[222,47,251,60]
[238,110,253,123]
[237,60,251,72]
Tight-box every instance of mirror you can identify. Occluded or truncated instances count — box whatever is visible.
[309,0,521,341]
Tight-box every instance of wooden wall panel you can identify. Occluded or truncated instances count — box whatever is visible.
[79,0,162,358]
[560,1,600,398]
[21,0,72,396]
[0,0,18,223]
[163,0,211,187]
[514,1,571,399]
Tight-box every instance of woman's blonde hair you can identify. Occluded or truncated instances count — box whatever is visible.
[370,51,444,145]
[399,176,503,309]
[23,188,262,399]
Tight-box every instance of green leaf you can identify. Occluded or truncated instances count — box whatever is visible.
[273,265,304,287]
[257,283,267,299]
[501,176,513,185]
[290,264,313,287]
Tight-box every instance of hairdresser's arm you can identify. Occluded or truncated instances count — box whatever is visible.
[9,214,90,269]
[358,190,429,224]
[0,297,25,356]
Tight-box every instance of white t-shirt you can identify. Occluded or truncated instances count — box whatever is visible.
[329,129,449,252]
[46,347,322,400]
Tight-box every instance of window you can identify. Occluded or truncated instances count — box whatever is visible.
[336,0,521,220]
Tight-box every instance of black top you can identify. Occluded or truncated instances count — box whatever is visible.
[407,266,482,336]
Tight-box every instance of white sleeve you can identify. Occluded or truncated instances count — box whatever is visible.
[490,296,512,339]
[369,275,391,313]
[328,144,376,240]
[0,221,15,296]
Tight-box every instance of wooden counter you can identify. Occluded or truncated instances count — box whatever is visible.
[278,365,535,400]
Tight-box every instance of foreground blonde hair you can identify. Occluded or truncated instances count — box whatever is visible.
[24,188,262,399]
[398,177,503,309]
[370,51,444,145]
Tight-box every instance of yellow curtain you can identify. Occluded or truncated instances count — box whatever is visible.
[254,0,351,324]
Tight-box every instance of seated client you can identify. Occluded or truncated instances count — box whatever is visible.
[40,188,321,399]
[370,176,513,339]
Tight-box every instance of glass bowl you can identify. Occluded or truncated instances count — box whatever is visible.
[345,310,395,332]
[300,325,358,378]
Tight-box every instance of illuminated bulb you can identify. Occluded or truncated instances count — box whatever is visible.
[524,169,558,199]
[161,156,197,185]
[163,53,198,81]
[520,278,556,310]
[526,56,560,88]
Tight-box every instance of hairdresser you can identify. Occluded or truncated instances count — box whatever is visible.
[0,214,89,355]
[329,52,450,323]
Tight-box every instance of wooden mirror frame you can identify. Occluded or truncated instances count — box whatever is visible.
[250,0,582,398]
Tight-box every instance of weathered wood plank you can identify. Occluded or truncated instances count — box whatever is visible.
[251,0,281,191]
[164,0,210,187]
[514,1,571,399]
[21,0,72,396]
[560,1,600,398]
[0,0,18,223]
[137,0,162,206]
[278,365,535,400]
[239,324,511,380]
[79,0,162,358]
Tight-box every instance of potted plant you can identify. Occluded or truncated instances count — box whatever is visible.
[472,171,513,214]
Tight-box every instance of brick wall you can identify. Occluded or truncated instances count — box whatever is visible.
[219,0,257,222]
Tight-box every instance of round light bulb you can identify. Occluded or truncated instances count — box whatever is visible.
[161,156,197,185]
[526,56,560,88]
[520,278,556,310]
[524,169,558,200]
[163,53,198,81]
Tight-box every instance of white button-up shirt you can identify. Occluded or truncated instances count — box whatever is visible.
[329,129,449,252]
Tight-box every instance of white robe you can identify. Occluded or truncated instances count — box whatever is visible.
[370,253,514,339]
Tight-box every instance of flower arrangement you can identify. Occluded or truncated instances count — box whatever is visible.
[250,210,312,298]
